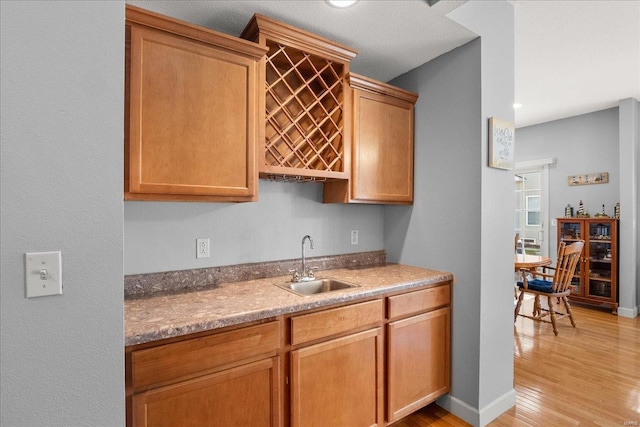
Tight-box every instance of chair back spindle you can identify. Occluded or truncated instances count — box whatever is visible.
[552,242,584,293]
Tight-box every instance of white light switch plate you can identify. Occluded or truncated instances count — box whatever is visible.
[25,251,62,298]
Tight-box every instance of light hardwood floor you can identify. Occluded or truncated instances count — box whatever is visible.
[390,297,640,427]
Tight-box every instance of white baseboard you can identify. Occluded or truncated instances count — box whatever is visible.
[618,306,638,318]
[437,388,516,427]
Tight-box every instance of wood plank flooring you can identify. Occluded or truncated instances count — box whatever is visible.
[390,297,640,426]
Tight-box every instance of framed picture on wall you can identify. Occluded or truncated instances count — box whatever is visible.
[488,117,515,170]
[567,172,609,186]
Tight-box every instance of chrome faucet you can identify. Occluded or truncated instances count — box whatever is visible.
[296,235,315,282]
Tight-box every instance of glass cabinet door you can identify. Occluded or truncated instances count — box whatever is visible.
[588,221,613,299]
[558,220,583,296]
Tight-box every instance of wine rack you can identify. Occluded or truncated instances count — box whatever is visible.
[242,14,358,180]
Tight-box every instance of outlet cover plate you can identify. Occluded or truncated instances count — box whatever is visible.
[196,238,210,259]
[351,230,359,245]
[25,251,62,298]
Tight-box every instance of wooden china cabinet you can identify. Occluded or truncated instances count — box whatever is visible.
[557,217,619,313]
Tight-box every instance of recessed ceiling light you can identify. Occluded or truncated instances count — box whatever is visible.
[326,0,359,8]
[513,103,523,109]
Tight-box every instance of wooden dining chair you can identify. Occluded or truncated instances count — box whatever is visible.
[514,240,584,335]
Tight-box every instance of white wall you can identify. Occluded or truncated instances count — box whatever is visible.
[385,1,516,425]
[1,1,125,426]
[618,98,640,317]
[125,181,383,274]
[618,98,639,317]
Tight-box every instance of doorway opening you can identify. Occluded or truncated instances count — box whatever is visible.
[515,167,549,257]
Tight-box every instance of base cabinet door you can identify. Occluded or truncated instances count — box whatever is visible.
[132,357,280,427]
[290,328,383,427]
[386,307,450,423]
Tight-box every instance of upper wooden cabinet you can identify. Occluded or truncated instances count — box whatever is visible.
[241,14,358,181]
[324,74,418,204]
[125,6,267,202]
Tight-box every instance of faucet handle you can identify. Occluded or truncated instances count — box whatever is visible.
[307,266,319,279]
[288,269,300,282]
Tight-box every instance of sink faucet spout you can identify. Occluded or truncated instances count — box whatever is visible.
[301,235,314,281]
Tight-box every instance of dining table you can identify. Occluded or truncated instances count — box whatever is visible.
[513,253,552,303]
[514,253,552,271]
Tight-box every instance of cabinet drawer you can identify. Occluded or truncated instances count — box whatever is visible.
[387,283,450,320]
[291,299,383,346]
[131,321,279,390]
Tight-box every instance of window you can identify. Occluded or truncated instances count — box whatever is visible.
[526,195,541,226]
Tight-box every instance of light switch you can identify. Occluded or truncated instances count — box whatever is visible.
[25,251,62,298]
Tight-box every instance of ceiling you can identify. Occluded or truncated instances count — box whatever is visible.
[126,0,640,128]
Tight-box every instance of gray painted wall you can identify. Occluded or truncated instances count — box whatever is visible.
[385,1,516,425]
[0,1,537,426]
[516,105,640,316]
[125,181,383,274]
[516,108,620,223]
[385,39,483,409]
[1,1,125,426]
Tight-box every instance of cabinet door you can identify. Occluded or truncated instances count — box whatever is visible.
[350,88,414,203]
[586,220,617,302]
[387,307,450,423]
[126,24,260,201]
[132,357,280,427]
[323,74,418,205]
[557,219,585,296]
[290,328,383,427]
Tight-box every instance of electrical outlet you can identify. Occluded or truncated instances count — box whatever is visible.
[351,230,359,245]
[196,238,210,259]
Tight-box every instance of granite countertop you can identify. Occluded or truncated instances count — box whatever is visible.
[125,263,452,347]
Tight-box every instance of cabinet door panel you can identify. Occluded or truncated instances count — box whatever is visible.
[352,90,413,203]
[127,24,258,200]
[291,328,383,427]
[387,307,450,422]
[133,357,279,427]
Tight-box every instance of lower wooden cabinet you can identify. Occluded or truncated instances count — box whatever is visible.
[126,321,281,427]
[386,283,451,423]
[291,328,383,427]
[133,357,279,427]
[289,299,384,427]
[126,282,452,427]
[387,308,450,422]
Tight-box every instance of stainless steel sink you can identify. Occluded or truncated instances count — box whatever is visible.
[274,278,359,297]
